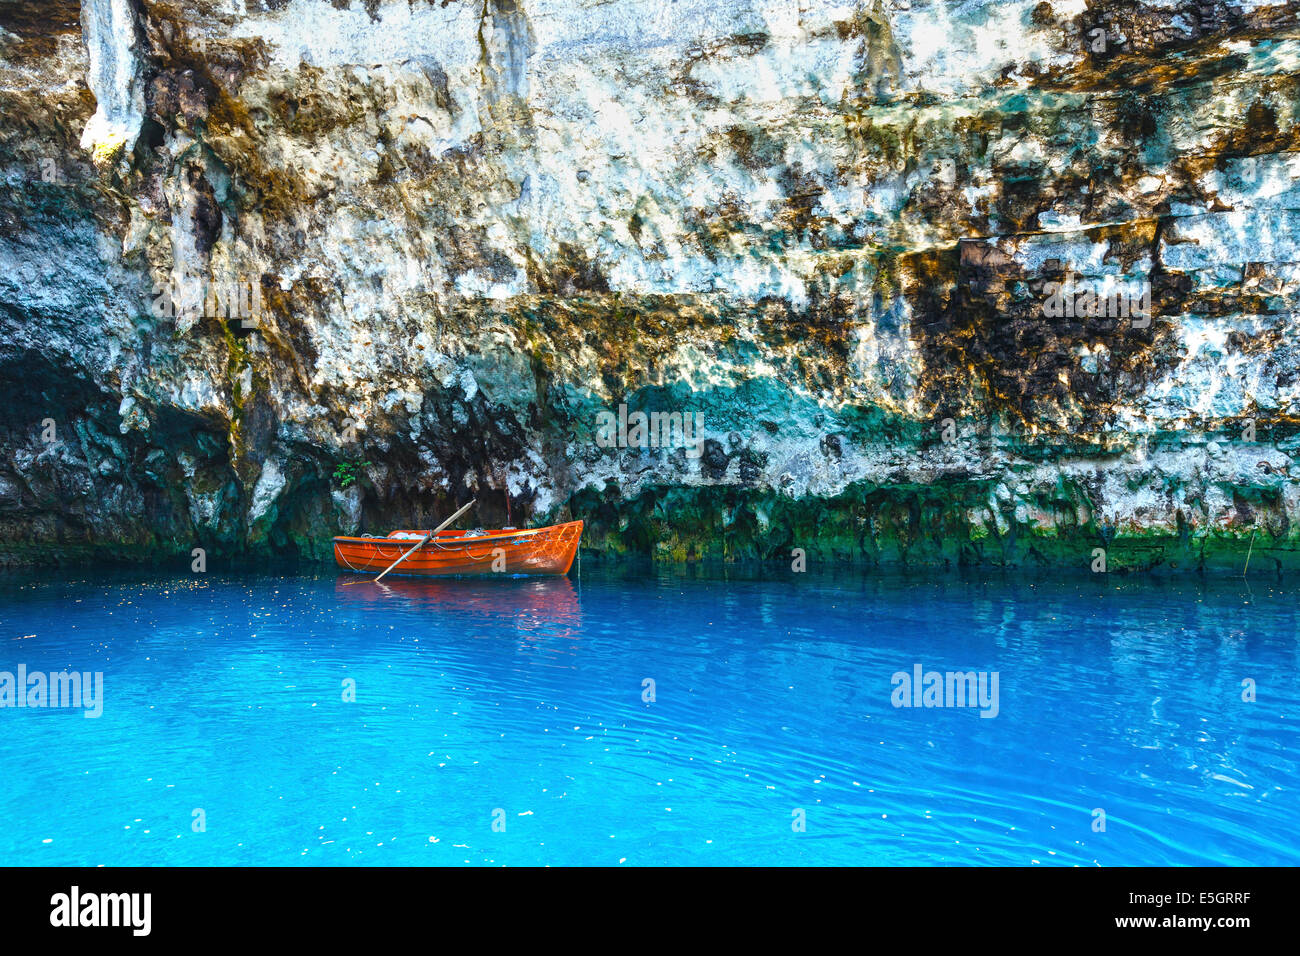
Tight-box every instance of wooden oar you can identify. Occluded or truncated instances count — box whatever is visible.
[345,499,476,585]
[369,534,431,584]
[372,498,477,583]
[429,499,476,537]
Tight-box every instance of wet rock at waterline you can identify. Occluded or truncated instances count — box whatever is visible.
[1,0,1298,572]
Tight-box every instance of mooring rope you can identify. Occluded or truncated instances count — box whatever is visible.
[335,538,411,571]
[334,542,366,573]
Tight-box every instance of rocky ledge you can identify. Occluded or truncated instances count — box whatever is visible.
[1,0,1298,573]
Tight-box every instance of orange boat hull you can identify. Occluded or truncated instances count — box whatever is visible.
[333,520,583,577]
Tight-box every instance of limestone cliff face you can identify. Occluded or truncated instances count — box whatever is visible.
[1,0,1298,571]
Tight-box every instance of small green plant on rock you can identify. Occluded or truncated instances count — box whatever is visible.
[333,460,371,490]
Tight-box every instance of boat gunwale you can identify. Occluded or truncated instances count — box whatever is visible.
[331,520,582,547]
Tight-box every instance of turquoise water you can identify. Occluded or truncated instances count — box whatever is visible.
[0,566,1296,866]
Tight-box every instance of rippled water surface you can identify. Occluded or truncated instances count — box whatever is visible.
[0,566,1296,866]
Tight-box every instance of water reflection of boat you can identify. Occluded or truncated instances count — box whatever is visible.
[333,574,580,626]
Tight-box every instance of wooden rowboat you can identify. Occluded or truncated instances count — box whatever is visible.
[333,520,583,578]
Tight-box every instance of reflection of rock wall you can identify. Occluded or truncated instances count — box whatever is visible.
[1,0,1298,571]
